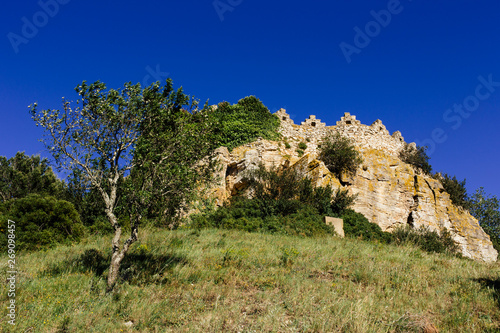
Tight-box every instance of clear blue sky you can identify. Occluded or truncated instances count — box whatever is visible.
[1,0,499,198]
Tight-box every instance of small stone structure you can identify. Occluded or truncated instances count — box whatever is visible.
[324,217,344,237]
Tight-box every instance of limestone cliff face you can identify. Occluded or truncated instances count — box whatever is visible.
[208,111,497,262]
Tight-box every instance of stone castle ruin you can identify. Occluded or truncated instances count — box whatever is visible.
[207,109,498,262]
[275,108,406,157]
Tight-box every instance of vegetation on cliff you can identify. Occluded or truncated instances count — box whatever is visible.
[318,132,363,180]
[190,163,355,237]
[210,96,280,151]
[399,143,432,175]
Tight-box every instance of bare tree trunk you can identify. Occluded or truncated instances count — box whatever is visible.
[106,210,139,292]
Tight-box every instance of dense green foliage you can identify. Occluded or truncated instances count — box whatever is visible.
[210,97,280,151]
[319,132,363,180]
[341,209,393,243]
[191,164,357,236]
[469,187,500,253]
[191,201,332,237]
[438,173,470,209]
[128,80,219,227]
[0,152,65,202]
[399,143,432,175]
[0,194,85,250]
[392,225,460,255]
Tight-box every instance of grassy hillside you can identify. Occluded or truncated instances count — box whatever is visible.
[2,227,500,332]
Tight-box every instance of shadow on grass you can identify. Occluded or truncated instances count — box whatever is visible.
[42,248,188,285]
[475,278,500,308]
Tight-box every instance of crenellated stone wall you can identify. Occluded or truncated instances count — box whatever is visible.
[275,109,407,157]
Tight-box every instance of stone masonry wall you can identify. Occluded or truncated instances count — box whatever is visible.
[275,109,407,157]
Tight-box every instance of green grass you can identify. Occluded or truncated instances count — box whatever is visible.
[2,227,500,332]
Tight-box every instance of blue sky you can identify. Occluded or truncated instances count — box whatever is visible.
[1,0,499,198]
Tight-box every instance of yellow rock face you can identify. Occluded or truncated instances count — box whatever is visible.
[206,140,497,262]
[347,148,497,262]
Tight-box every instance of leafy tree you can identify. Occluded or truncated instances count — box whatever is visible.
[437,173,470,209]
[319,132,363,181]
[468,187,500,252]
[0,194,85,250]
[399,143,432,175]
[210,96,280,151]
[0,152,65,202]
[30,79,217,291]
[126,81,219,227]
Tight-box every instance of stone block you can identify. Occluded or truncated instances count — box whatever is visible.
[324,216,344,237]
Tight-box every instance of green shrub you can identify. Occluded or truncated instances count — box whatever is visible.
[392,225,460,255]
[190,202,333,237]
[245,163,356,217]
[0,194,85,250]
[210,96,280,151]
[298,142,307,150]
[284,141,291,149]
[437,173,470,209]
[399,144,432,175]
[190,164,357,237]
[319,132,363,180]
[296,149,304,157]
[341,209,393,243]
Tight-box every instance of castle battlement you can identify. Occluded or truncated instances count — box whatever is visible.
[274,110,408,157]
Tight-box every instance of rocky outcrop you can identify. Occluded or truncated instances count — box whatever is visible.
[205,111,498,262]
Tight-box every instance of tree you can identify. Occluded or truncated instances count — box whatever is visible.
[468,187,500,251]
[30,79,217,291]
[399,143,432,175]
[0,152,65,202]
[318,132,363,181]
[125,81,218,227]
[0,194,84,250]
[438,173,470,209]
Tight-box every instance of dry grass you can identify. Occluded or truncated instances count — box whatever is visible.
[1,226,500,332]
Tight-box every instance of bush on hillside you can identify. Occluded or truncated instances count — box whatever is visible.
[392,225,460,255]
[0,194,85,250]
[319,132,363,180]
[190,163,358,236]
[399,143,432,175]
[341,209,393,243]
[190,201,333,237]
